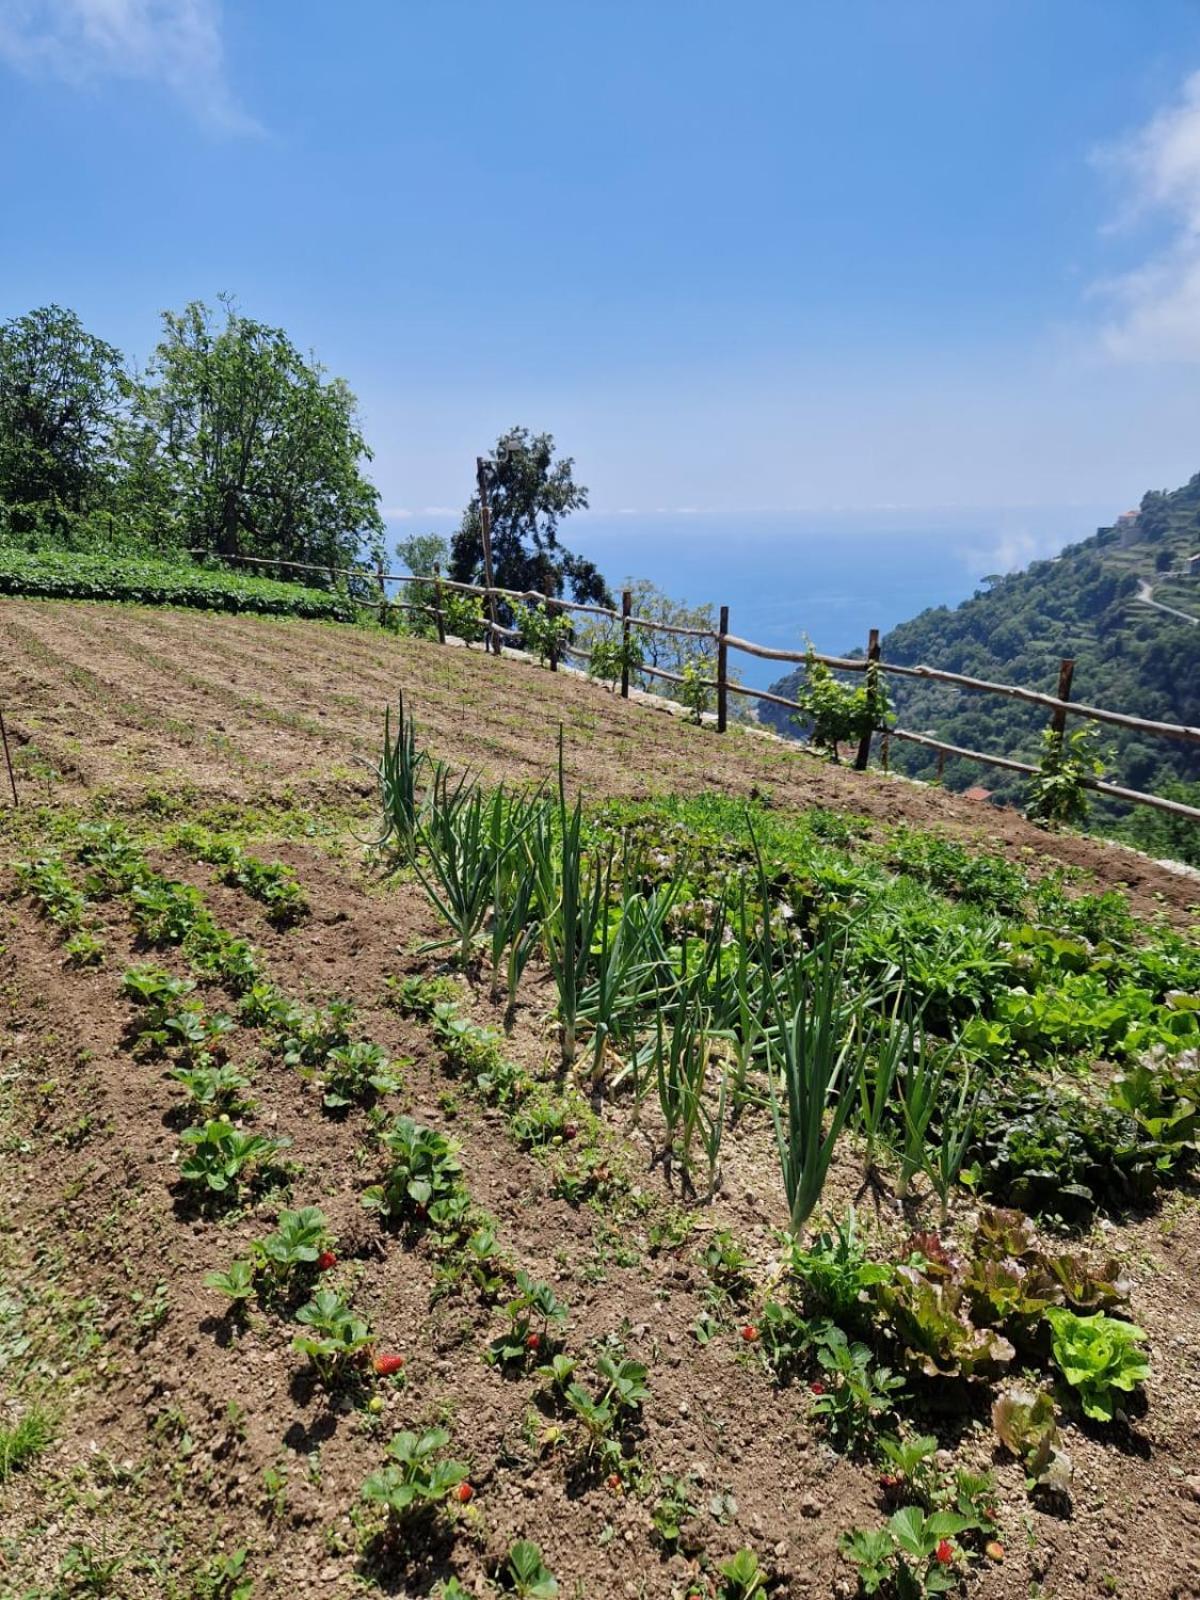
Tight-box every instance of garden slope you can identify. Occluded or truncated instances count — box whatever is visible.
[0,597,1195,923]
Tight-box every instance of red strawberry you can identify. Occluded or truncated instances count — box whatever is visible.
[740,1325,759,1343]
[455,1482,474,1503]
[526,1332,541,1352]
[935,1539,954,1565]
[373,1352,405,1377]
[562,1122,579,1141]
[605,1472,621,1492]
[878,1473,900,1490]
[809,1380,825,1395]
[316,1250,337,1271]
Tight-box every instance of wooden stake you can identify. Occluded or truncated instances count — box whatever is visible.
[621,589,632,699]
[544,577,558,672]
[476,455,502,655]
[717,605,729,733]
[433,564,447,645]
[1051,657,1076,739]
[0,709,17,806]
[854,627,881,771]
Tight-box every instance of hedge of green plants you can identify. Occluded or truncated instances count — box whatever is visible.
[0,548,360,622]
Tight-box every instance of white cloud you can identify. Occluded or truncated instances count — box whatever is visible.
[0,0,257,133]
[1095,71,1200,360]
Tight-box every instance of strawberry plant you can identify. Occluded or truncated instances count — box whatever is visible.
[360,1428,469,1524]
[73,821,148,897]
[279,999,355,1067]
[503,1539,559,1597]
[204,1258,256,1306]
[810,1326,905,1454]
[292,1288,372,1386]
[64,929,105,966]
[130,879,211,946]
[488,1270,567,1368]
[756,1296,812,1379]
[650,1472,697,1548]
[254,1207,332,1298]
[319,1041,403,1110]
[839,1507,976,1597]
[122,969,194,1014]
[169,1062,254,1118]
[363,1115,465,1225]
[1044,1309,1149,1422]
[185,924,263,990]
[718,1548,768,1600]
[178,1120,291,1200]
[16,854,86,932]
[218,849,309,927]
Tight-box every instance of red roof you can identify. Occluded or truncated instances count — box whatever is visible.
[963,786,993,802]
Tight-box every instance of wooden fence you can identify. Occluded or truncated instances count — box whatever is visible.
[186,550,1200,825]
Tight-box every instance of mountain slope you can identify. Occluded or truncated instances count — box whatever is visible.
[761,477,1200,858]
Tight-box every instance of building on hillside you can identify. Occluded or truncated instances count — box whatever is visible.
[1188,551,1200,577]
[1116,509,1141,548]
[962,786,994,803]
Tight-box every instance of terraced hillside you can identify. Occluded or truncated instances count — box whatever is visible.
[0,596,1198,1600]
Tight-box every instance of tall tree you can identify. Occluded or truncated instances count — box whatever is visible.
[449,426,611,607]
[140,298,384,574]
[0,305,129,538]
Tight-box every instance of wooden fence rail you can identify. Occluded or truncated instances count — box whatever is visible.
[185,548,1200,824]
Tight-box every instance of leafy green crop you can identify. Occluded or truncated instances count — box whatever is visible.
[1044,1309,1149,1422]
[0,547,358,620]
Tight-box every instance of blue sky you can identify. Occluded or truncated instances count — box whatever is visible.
[4,1,1200,547]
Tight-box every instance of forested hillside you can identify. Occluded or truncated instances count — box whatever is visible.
[762,478,1200,861]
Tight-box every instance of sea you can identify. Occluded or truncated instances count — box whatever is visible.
[390,504,1115,690]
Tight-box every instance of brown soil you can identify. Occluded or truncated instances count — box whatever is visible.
[1,598,1196,926]
[0,598,1199,1600]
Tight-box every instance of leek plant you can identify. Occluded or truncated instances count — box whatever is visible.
[651,969,727,1200]
[753,823,862,1236]
[577,869,678,1082]
[703,878,772,1112]
[892,1009,950,1202]
[413,774,537,967]
[764,929,864,1236]
[855,987,906,1195]
[529,736,607,1071]
[367,693,426,849]
[926,1067,981,1225]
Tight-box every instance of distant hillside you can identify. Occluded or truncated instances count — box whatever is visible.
[761,476,1200,861]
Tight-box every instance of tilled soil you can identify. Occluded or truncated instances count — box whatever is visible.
[1,598,1199,1598]
[1,598,1197,926]
[1,836,1199,1599]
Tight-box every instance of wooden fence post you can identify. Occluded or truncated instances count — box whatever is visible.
[621,589,632,699]
[432,564,447,646]
[475,456,502,655]
[544,577,558,672]
[854,627,881,771]
[717,605,729,733]
[0,709,18,806]
[1051,658,1076,739]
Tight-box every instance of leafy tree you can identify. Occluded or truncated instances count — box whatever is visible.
[396,532,449,577]
[138,298,384,576]
[0,305,130,541]
[449,426,610,608]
